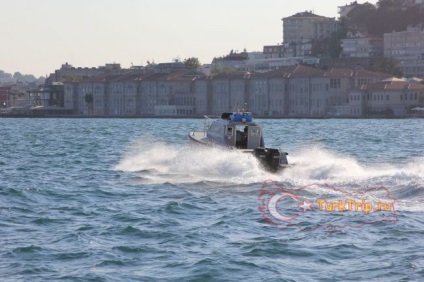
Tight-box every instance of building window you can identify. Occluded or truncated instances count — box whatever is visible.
[330,78,341,89]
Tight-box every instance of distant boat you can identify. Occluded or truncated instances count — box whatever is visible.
[189,112,289,172]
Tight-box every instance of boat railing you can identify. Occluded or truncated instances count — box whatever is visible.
[204,115,221,120]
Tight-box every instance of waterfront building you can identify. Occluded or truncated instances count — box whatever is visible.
[349,78,424,117]
[267,70,289,116]
[63,66,395,118]
[209,73,232,115]
[155,72,197,116]
[47,63,124,84]
[248,73,269,116]
[193,77,210,115]
[0,87,25,109]
[107,74,139,116]
[138,73,162,115]
[27,83,64,108]
[64,71,201,116]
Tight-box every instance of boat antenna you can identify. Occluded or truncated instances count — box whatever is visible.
[242,102,247,113]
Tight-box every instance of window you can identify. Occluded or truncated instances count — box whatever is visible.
[330,78,341,89]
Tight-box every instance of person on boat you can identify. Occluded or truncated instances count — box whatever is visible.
[241,126,248,148]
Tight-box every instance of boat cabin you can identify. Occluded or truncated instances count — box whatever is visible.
[206,112,265,149]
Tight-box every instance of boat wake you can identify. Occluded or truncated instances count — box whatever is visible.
[114,139,423,211]
[114,138,275,184]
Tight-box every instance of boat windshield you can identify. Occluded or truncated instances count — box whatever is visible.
[203,115,220,133]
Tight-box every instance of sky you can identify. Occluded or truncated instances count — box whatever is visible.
[1,0,377,77]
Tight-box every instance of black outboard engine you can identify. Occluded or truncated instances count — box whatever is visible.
[254,147,286,172]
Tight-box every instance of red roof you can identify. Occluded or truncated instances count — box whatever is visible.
[358,80,424,91]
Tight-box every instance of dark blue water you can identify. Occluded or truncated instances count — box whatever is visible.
[1,118,423,281]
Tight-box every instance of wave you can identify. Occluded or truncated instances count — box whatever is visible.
[114,138,276,184]
[114,139,423,210]
[282,145,423,183]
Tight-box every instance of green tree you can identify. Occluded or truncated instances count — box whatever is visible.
[85,93,93,115]
[345,2,377,34]
[371,57,403,77]
[377,0,403,10]
[84,93,93,103]
[0,70,12,79]
[13,72,22,79]
[311,17,348,58]
[210,67,237,75]
[345,0,424,37]
[183,57,201,70]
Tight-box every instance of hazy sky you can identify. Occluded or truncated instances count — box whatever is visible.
[1,0,377,77]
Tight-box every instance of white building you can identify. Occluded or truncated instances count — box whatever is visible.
[341,37,384,58]
[282,11,339,56]
[349,79,424,117]
[384,26,424,78]
[338,1,360,18]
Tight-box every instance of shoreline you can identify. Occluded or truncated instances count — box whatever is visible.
[0,114,413,119]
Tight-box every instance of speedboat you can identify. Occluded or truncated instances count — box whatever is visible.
[189,112,289,172]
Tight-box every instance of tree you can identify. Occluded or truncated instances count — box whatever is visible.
[0,70,12,79]
[311,18,348,58]
[376,0,403,10]
[345,0,424,37]
[345,2,377,35]
[183,57,201,70]
[13,72,22,79]
[371,57,403,77]
[85,93,93,104]
[210,67,237,75]
[85,93,93,115]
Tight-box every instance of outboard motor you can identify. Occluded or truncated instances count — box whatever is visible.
[254,147,283,172]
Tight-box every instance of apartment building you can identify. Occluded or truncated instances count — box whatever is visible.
[282,11,339,56]
[384,26,424,78]
[341,37,384,58]
[338,1,360,18]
